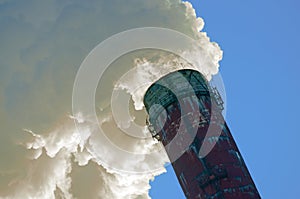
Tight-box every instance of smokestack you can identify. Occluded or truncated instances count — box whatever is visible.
[144,69,261,199]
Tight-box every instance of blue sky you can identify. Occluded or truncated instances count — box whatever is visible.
[150,0,300,198]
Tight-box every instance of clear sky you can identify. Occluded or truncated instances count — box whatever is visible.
[150,0,300,198]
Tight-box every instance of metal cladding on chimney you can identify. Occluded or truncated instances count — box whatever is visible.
[143,69,261,199]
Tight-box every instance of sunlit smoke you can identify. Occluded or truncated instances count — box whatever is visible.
[0,0,222,198]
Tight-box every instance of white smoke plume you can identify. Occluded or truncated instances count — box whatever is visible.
[3,116,165,199]
[0,0,222,198]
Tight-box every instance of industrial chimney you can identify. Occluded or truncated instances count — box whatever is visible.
[143,69,260,199]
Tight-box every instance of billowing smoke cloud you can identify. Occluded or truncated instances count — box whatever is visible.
[0,0,222,198]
